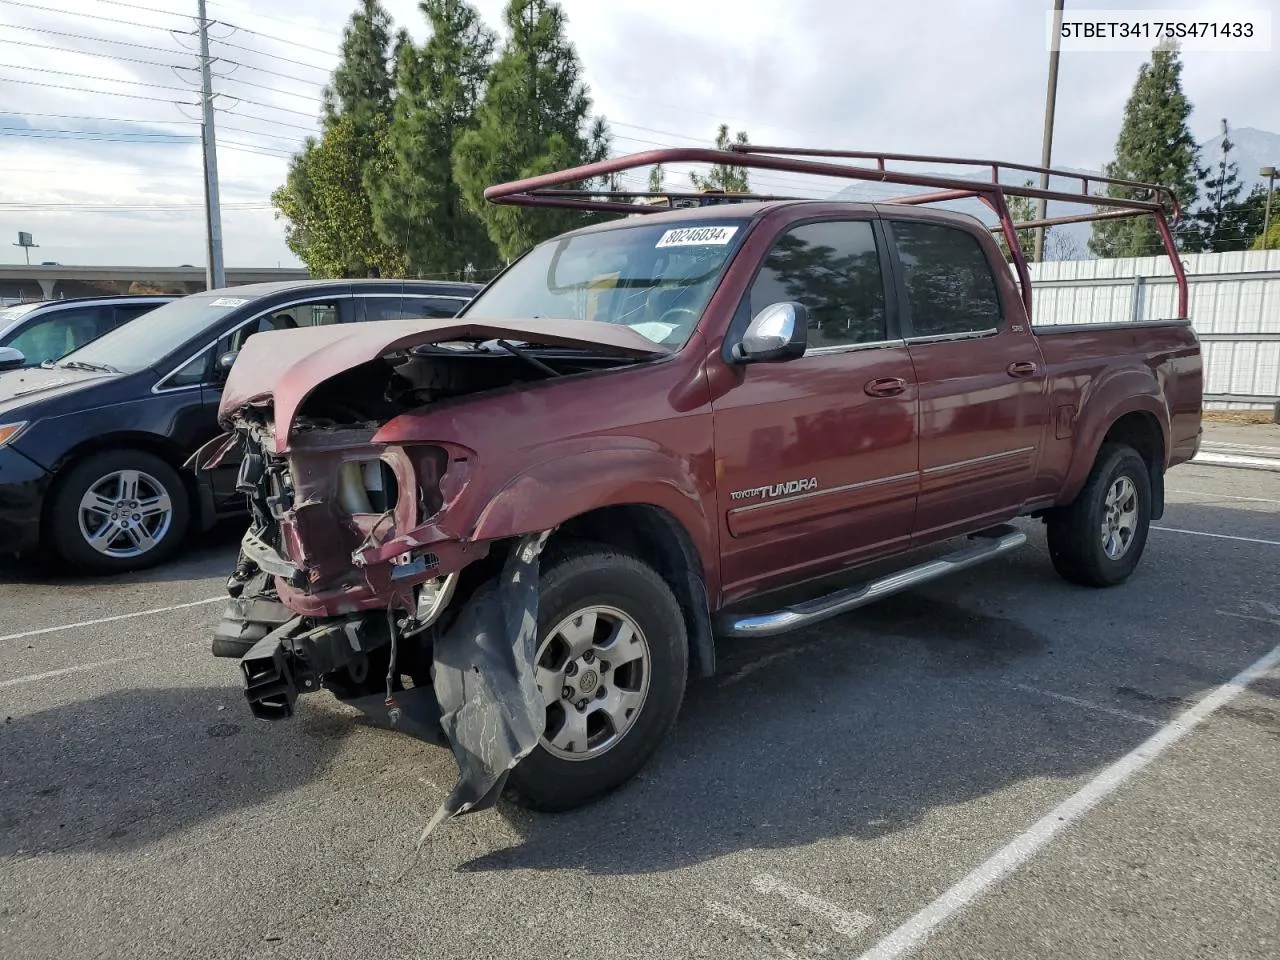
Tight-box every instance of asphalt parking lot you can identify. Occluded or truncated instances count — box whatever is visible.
[2,460,1277,960]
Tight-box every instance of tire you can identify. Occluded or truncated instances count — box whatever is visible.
[1047,443,1151,588]
[47,449,191,574]
[506,545,689,812]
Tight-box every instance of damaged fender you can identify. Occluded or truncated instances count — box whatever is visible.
[418,529,551,843]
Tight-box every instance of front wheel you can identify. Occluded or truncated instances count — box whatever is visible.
[1047,443,1152,588]
[46,449,190,574]
[505,545,689,812]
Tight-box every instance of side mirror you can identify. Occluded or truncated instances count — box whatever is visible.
[0,347,26,371]
[731,302,808,364]
[215,350,239,378]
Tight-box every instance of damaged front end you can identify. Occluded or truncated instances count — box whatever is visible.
[204,408,550,835]
[199,319,666,837]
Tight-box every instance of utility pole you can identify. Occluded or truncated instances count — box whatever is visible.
[197,0,225,290]
[1035,0,1065,263]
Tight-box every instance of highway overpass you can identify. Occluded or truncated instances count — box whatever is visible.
[0,264,309,301]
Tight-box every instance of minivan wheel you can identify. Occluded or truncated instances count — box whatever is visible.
[1047,443,1151,588]
[47,449,190,573]
[505,545,688,812]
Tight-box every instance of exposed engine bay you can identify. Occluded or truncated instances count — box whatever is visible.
[206,330,660,839]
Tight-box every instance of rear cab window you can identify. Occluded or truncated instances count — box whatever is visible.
[889,220,1003,338]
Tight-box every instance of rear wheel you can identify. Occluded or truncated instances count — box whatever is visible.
[506,545,688,812]
[47,449,190,573]
[1047,443,1151,587]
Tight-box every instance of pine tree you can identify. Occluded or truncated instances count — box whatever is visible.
[324,0,397,138]
[452,0,611,261]
[648,164,665,193]
[273,0,403,277]
[1089,43,1200,259]
[373,0,498,279]
[1185,119,1249,253]
[690,124,750,192]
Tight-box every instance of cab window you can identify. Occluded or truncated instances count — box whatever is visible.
[747,220,889,348]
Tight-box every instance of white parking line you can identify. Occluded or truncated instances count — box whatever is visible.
[856,641,1280,960]
[1152,526,1280,547]
[752,873,874,939]
[705,900,808,960]
[1004,683,1162,727]
[1167,488,1280,506]
[0,655,148,689]
[0,596,224,645]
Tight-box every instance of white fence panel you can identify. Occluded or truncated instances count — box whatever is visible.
[1023,250,1280,409]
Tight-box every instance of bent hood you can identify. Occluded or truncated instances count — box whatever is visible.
[218,315,669,452]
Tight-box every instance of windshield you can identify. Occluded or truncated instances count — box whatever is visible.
[59,294,247,374]
[0,302,44,331]
[462,218,750,347]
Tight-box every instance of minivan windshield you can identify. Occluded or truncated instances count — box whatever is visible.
[461,218,750,347]
[58,294,247,374]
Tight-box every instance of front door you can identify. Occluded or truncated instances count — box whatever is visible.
[885,218,1049,542]
[712,218,919,603]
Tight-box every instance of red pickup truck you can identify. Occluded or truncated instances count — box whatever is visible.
[202,148,1202,835]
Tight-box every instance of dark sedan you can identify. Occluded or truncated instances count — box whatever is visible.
[0,279,481,573]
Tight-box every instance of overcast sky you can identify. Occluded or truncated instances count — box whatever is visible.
[1,0,1276,268]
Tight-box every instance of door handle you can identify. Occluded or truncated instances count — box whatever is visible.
[864,377,907,397]
[1007,360,1038,378]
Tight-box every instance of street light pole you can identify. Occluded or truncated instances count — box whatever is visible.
[1035,0,1066,263]
[1262,166,1277,250]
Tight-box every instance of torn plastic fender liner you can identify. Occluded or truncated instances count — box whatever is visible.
[418,529,551,843]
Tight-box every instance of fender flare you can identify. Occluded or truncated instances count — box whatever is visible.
[468,444,717,577]
[1060,369,1170,505]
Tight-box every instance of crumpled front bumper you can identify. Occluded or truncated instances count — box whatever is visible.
[226,532,550,841]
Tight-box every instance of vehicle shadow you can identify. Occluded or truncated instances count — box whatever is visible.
[0,683,355,857]
[456,524,1279,876]
[0,519,243,587]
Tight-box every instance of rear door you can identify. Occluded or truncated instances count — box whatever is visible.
[712,217,919,601]
[885,217,1048,542]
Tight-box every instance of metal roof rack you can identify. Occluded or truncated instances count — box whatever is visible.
[483,146,1188,320]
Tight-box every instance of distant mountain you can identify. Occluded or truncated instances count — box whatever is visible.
[824,128,1279,260]
[1196,126,1280,195]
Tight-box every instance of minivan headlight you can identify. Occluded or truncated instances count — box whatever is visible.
[0,422,28,446]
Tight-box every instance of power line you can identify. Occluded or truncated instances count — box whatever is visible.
[209,36,333,74]
[0,64,194,93]
[204,0,339,40]
[216,72,322,104]
[0,2,188,34]
[96,0,194,18]
[0,21,188,50]
[0,126,197,140]
[0,36,189,69]
[214,56,325,88]
[0,75,198,104]
[211,20,338,59]
[215,106,317,133]
[0,109,198,127]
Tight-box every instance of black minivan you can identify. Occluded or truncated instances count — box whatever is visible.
[0,280,480,573]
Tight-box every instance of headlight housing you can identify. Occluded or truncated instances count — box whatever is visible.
[0,422,27,447]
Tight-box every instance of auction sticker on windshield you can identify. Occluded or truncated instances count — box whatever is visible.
[655,225,739,247]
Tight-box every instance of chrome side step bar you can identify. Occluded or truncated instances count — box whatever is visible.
[715,525,1027,639]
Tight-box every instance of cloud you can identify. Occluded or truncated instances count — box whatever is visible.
[2,0,1276,267]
